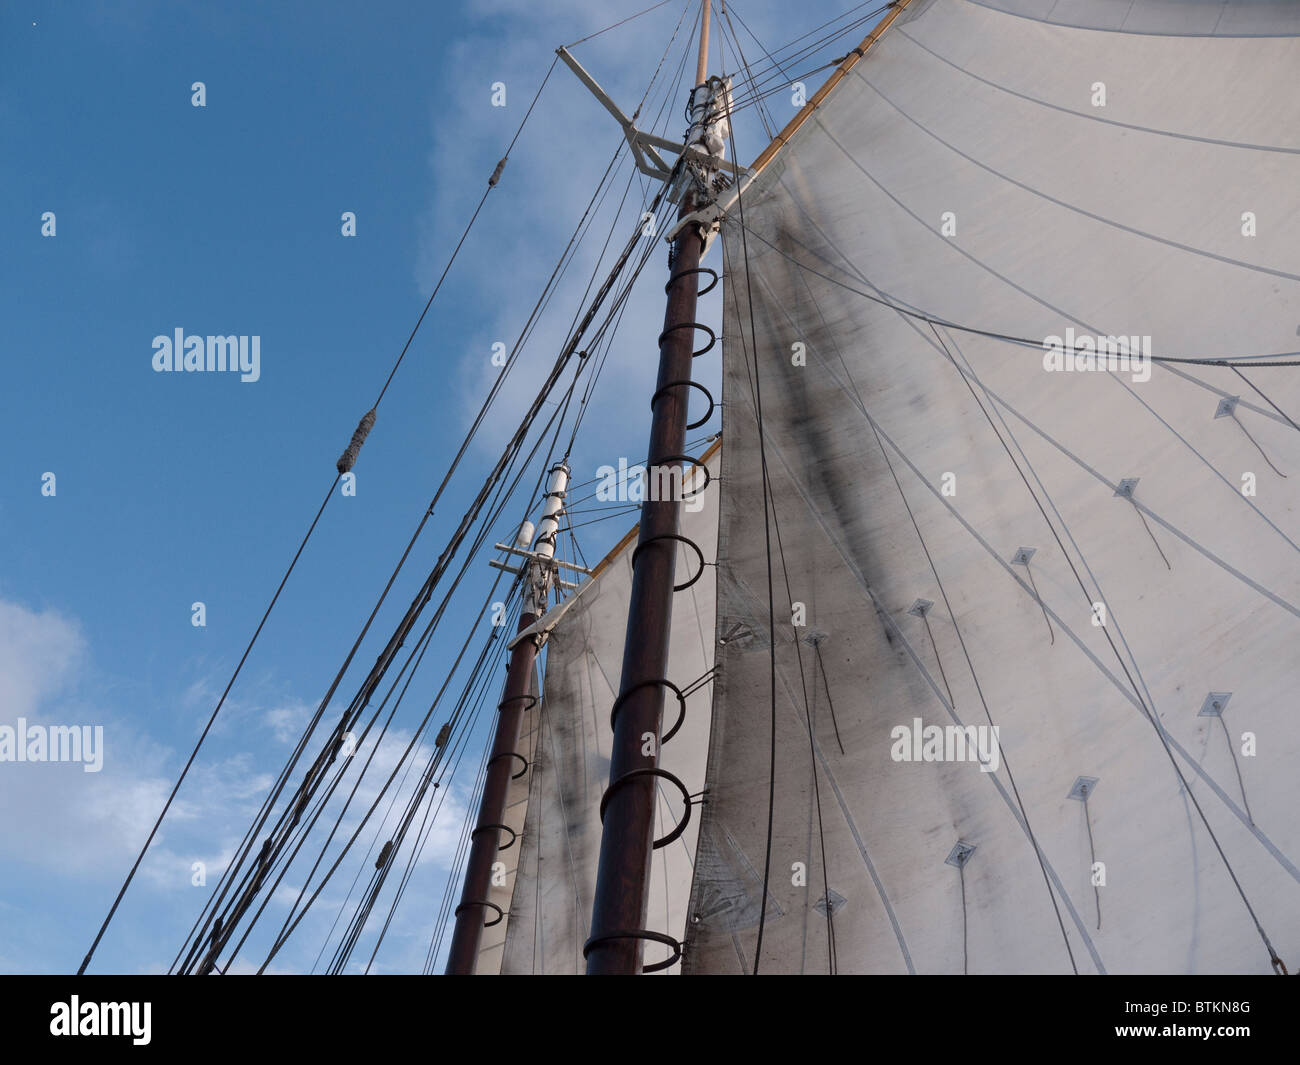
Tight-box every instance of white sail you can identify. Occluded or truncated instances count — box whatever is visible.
[685,0,1300,974]
[499,442,721,973]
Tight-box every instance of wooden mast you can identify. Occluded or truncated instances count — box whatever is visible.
[584,0,715,976]
[445,466,569,973]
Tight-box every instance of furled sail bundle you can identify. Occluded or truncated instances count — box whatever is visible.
[685,0,1300,974]
[497,443,720,973]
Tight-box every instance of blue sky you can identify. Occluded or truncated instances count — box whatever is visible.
[0,0,874,973]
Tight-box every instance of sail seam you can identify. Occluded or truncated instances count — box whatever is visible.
[894,25,1300,153]
[850,72,1300,284]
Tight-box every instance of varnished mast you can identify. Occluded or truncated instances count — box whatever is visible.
[585,0,722,975]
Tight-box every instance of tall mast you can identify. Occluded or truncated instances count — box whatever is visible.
[585,0,726,975]
[446,464,570,974]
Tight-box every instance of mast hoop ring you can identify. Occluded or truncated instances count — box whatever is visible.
[657,321,716,358]
[650,378,715,430]
[631,531,706,591]
[640,453,711,501]
[470,822,518,851]
[598,766,692,849]
[453,899,505,928]
[497,693,538,713]
[664,265,719,297]
[609,678,687,744]
[582,929,682,973]
[488,750,530,780]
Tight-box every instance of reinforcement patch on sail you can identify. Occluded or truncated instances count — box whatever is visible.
[499,445,720,974]
[685,0,1300,974]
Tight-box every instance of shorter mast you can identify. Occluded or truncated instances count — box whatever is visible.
[446,464,570,974]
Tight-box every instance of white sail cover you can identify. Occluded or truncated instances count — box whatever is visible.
[499,443,720,973]
[686,0,1300,974]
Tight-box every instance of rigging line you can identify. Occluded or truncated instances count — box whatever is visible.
[202,363,563,972]
[551,138,654,353]
[626,0,699,210]
[1218,712,1254,827]
[335,623,497,975]
[872,363,1078,973]
[729,0,887,78]
[429,654,505,970]
[86,55,570,977]
[206,573,491,975]
[719,8,886,112]
[1018,550,1055,646]
[355,747,444,974]
[419,630,510,974]
[189,166,662,966]
[1128,497,1172,570]
[250,393,572,969]
[811,643,845,757]
[722,112,790,978]
[255,397,585,970]
[565,0,680,49]
[707,3,886,109]
[1229,410,1287,477]
[426,707,496,972]
[866,294,1300,881]
[932,322,1289,974]
[759,252,1076,972]
[1230,364,1300,433]
[715,3,774,139]
[566,502,646,515]
[959,862,968,975]
[711,9,886,114]
[1081,788,1100,932]
[561,510,646,532]
[565,198,673,454]
[176,141,644,972]
[307,643,508,983]
[374,53,556,407]
[78,475,337,975]
[368,685,489,975]
[919,609,956,711]
[257,594,506,976]
[190,494,520,973]
[633,0,696,119]
[563,431,719,493]
[717,61,840,122]
[728,214,1300,367]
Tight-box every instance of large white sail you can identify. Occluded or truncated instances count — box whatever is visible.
[685,0,1300,974]
[499,443,721,973]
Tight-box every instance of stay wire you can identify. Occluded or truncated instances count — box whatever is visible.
[253,375,594,971]
[80,58,569,975]
[178,147,656,971]
[565,0,680,48]
[78,477,336,975]
[245,377,575,970]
